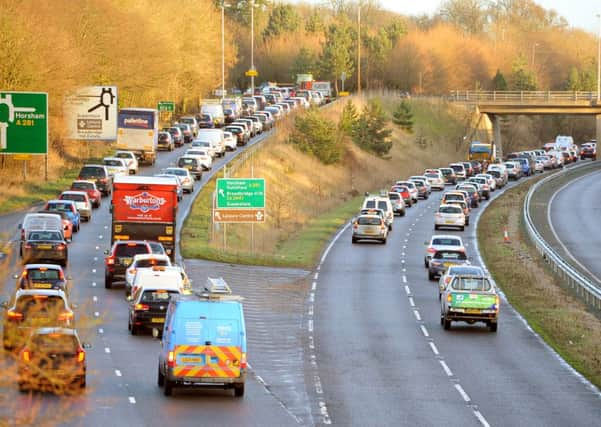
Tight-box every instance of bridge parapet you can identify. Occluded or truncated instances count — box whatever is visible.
[450,90,599,105]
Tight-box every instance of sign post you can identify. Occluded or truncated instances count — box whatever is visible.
[64,86,118,141]
[157,101,175,127]
[0,92,48,154]
[214,178,266,223]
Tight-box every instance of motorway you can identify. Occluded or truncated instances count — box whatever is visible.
[2,135,601,426]
[549,167,601,286]
[0,130,312,426]
[312,166,601,426]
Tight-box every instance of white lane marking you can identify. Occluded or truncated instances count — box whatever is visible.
[320,222,351,264]
[255,374,267,386]
[402,245,407,249]
[409,297,415,307]
[308,305,314,316]
[93,257,98,261]
[401,259,405,264]
[311,281,316,291]
[320,401,332,425]
[104,347,111,354]
[314,272,319,280]
[402,275,407,283]
[429,342,439,355]
[308,319,314,332]
[95,246,99,250]
[314,375,323,394]
[128,396,136,404]
[92,282,96,287]
[473,410,491,427]
[406,233,411,236]
[115,370,122,377]
[94,312,100,317]
[98,235,103,239]
[316,265,320,271]
[413,310,421,321]
[309,335,315,350]
[402,268,406,272]
[420,325,429,337]
[404,285,411,295]
[98,328,104,334]
[92,296,98,302]
[439,360,452,377]
[404,239,408,243]
[92,269,96,273]
[401,252,406,257]
[547,172,601,285]
[104,225,108,229]
[454,384,471,402]
[309,292,315,303]
[411,223,415,226]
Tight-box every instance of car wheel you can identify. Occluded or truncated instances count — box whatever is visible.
[164,378,174,396]
[61,259,68,268]
[428,271,435,281]
[443,317,451,330]
[434,225,439,230]
[424,259,429,268]
[158,366,165,387]
[465,219,470,226]
[105,274,112,289]
[18,383,29,393]
[79,376,86,388]
[460,226,465,231]
[352,237,357,244]
[381,238,387,244]
[234,382,245,397]
[400,210,405,217]
[130,322,138,336]
[489,322,498,333]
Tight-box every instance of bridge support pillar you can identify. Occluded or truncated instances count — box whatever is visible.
[597,115,601,145]
[490,114,503,161]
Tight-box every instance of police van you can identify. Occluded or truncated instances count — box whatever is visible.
[157,278,247,397]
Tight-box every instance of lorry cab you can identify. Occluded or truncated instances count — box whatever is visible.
[158,278,246,397]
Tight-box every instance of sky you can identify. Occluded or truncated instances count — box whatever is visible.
[289,1,600,34]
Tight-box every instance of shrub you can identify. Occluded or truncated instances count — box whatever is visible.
[289,108,343,164]
[392,100,414,132]
[352,99,393,157]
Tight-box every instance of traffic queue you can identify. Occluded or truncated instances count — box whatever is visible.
[1,89,317,396]
[351,140,595,334]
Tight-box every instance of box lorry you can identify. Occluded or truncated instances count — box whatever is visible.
[311,81,332,102]
[111,175,178,261]
[116,108,159,165]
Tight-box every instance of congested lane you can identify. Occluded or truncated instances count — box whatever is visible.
[1,129,302,426]
[313,165,601,426]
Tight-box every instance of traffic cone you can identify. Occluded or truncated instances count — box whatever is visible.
[503,227,510,243]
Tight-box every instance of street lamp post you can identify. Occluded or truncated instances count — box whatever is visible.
[357,3,361,96]
[251,0,255,95]
[531,42,539,68]
[221,2,230,100]
[597,14,600,103]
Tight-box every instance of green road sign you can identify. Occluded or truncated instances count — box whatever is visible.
[157,101,175,112]
[216,178,265,209]
[0,92,48,154]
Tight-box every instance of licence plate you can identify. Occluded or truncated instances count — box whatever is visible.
[180,356,202,364]
[465,309,481,314]
[120,257,132,266]
[151,317,165,323]
[184,165,192,169]
[443,262,453,268]
[33,283,52,289]
[445,220,454,224]
[37,244,52,250]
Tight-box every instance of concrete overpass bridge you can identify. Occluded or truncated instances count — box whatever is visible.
[449,91,601,158]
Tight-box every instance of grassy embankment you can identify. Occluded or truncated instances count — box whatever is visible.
[181,96,473,268]
[478,179,601,388]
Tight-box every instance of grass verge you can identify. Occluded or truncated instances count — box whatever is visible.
[478,178,601,388]
[180,171,362,268]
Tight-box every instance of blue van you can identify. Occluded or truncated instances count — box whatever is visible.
[515,157,531,176]
[157,278,246,397]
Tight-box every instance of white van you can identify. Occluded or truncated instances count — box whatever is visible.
[200,102,225,128]
[362,196,394,230]
[196,129,226,157]
[19,213,64,254]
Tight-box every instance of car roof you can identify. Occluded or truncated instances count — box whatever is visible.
[132,254,171,262]
[15,288,67,297]
[29,327,78,336]
[47,199,76,205]
[61,190,88,196]
[431,234,463,241]
[23,263,64,270]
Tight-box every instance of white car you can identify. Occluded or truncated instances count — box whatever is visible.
[114,151,139,175]
[125,254,172,296]
[185,148,213,170]
[424,235,466,268]
[423,170,445,191]
[476,173,496,191]
[59,190,92,222]
[162,167,194,193]
[191,139,216,159]
[434,204,466,231]
[223,131,237,151]
[534,159,545,173]
[103,157,129,177]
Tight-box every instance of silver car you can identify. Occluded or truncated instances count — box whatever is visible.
[161,167,194,193]
[352,214,388,244]
[59,191,92,222]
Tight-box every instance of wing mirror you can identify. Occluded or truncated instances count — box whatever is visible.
[103,250,109,255]
[82,342,92,349]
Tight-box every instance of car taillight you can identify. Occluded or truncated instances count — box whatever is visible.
[56,244,66,250]
[135,304,150,311]
[100,178,107,183]
[240,352,247,369]
[7,310,23,321]
[447,294,453,303]
[167,351,176,367]
[106,257,115,265]
[22,349,31,362]
[77,348,86,363]
[21,229,25,240]
[427,247,437,253]
[24,244,32,249]
[58,311,74,322]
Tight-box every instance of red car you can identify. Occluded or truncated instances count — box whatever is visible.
[391,185,413,207]
[70,180,101,208]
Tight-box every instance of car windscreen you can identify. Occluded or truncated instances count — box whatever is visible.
[62,194,86,202]
[450,165,464,172]
[28,230,62,241]
[377,201,388,211]
[140,290,178,302]
[357,216,381,226]
[71,182,93,190]
[425,173,438,179]
[115,152,131,159]
[439,206,462,214]
[28,268,61,280]
[448,266,482,276]
[135,259,169,268]
[46,202,72,212]
[365,200,376,209]
[16,295,65,315]
[444,194,463,201]
[164,169,186,176]
[178,158,197,166]
[104,160,123,166]
[388,193,400,200]
[451,277,492,291]
[432,238,461,246]
[433,251,467,261]
[115,244,149,257]
[31,333,78,352]
[78,167,103,178]
[180,118,194,124]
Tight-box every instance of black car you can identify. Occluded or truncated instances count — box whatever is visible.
[224,108,236,124]
[164,127,184,147]
[224,126,248,146]
[158,132,174,151]
[77,165,112,196]
[174,123,193,143]
[128,286,179,335]
[104,241,152,288]
[428,250,470,281]
[176,156,203,180]
[22,230,68,267]
[197,113,215,129]
[15,264,68,293]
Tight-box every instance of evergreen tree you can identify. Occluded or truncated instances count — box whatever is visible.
[352,99,393,157]
[392,100,414,132]
[509,55,537,90]
[263,4,300,38]
[291,48,318,79]
[319,20,355,94]
[289,109,343,165]
[492,69,508,90]
[339,100,359,136]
